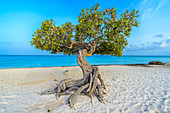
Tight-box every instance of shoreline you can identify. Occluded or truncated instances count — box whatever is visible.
[0,64,140,70]
[1,63,169,70]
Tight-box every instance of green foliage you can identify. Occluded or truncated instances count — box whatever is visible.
[31,19,74,55]
[31,3,139,57]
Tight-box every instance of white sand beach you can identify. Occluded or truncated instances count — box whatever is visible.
[0,65,169,113]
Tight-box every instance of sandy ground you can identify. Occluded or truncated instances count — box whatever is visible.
[0,65,170,113]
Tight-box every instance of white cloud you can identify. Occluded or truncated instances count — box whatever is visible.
[154,34,164,38]
[155,0,166,11]
[126,37,170,51]
[160,37,170,47]
[160,41,167,47]
[140,0,148,7]
[141,8,153,21]
[126,45,131,48]
[139,0,167,22]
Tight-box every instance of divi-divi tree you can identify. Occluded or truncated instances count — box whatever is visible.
[31,4,139,108]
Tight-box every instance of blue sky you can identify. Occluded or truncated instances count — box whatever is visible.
[0,0,170,55]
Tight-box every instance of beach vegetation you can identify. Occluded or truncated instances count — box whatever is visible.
[31,3,139,108]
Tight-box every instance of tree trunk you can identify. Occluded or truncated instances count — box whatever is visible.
[42,49,106,108]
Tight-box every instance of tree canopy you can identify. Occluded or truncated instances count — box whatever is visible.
[31,3,139,57]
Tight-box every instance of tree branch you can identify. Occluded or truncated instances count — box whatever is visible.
[85,42,96,56]
[65,41,75,49]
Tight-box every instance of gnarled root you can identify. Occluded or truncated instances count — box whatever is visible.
[53,66,106,108]
[67,84,89,108]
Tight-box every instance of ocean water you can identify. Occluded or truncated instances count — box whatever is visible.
[0,55,170,69]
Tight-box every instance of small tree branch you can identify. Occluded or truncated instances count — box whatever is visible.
[65,41,75,49]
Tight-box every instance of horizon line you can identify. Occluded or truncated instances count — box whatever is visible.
[0,55,170,57]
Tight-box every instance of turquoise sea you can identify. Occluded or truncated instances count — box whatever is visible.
[0,55,170,69]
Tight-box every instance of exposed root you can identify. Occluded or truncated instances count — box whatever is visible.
[40,68,106,108]
[98,74,106,90]
[67,84,89,108]
[55,78,80,99]
[86,73,93,92]
[88,67,99,95]
[40,89,56,95]
[51,66,107,108]
[41,49,107,108]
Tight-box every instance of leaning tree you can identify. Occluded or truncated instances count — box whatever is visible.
[31,4,139,108]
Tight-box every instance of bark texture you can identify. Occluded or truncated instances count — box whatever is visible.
[43,49,106,108]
